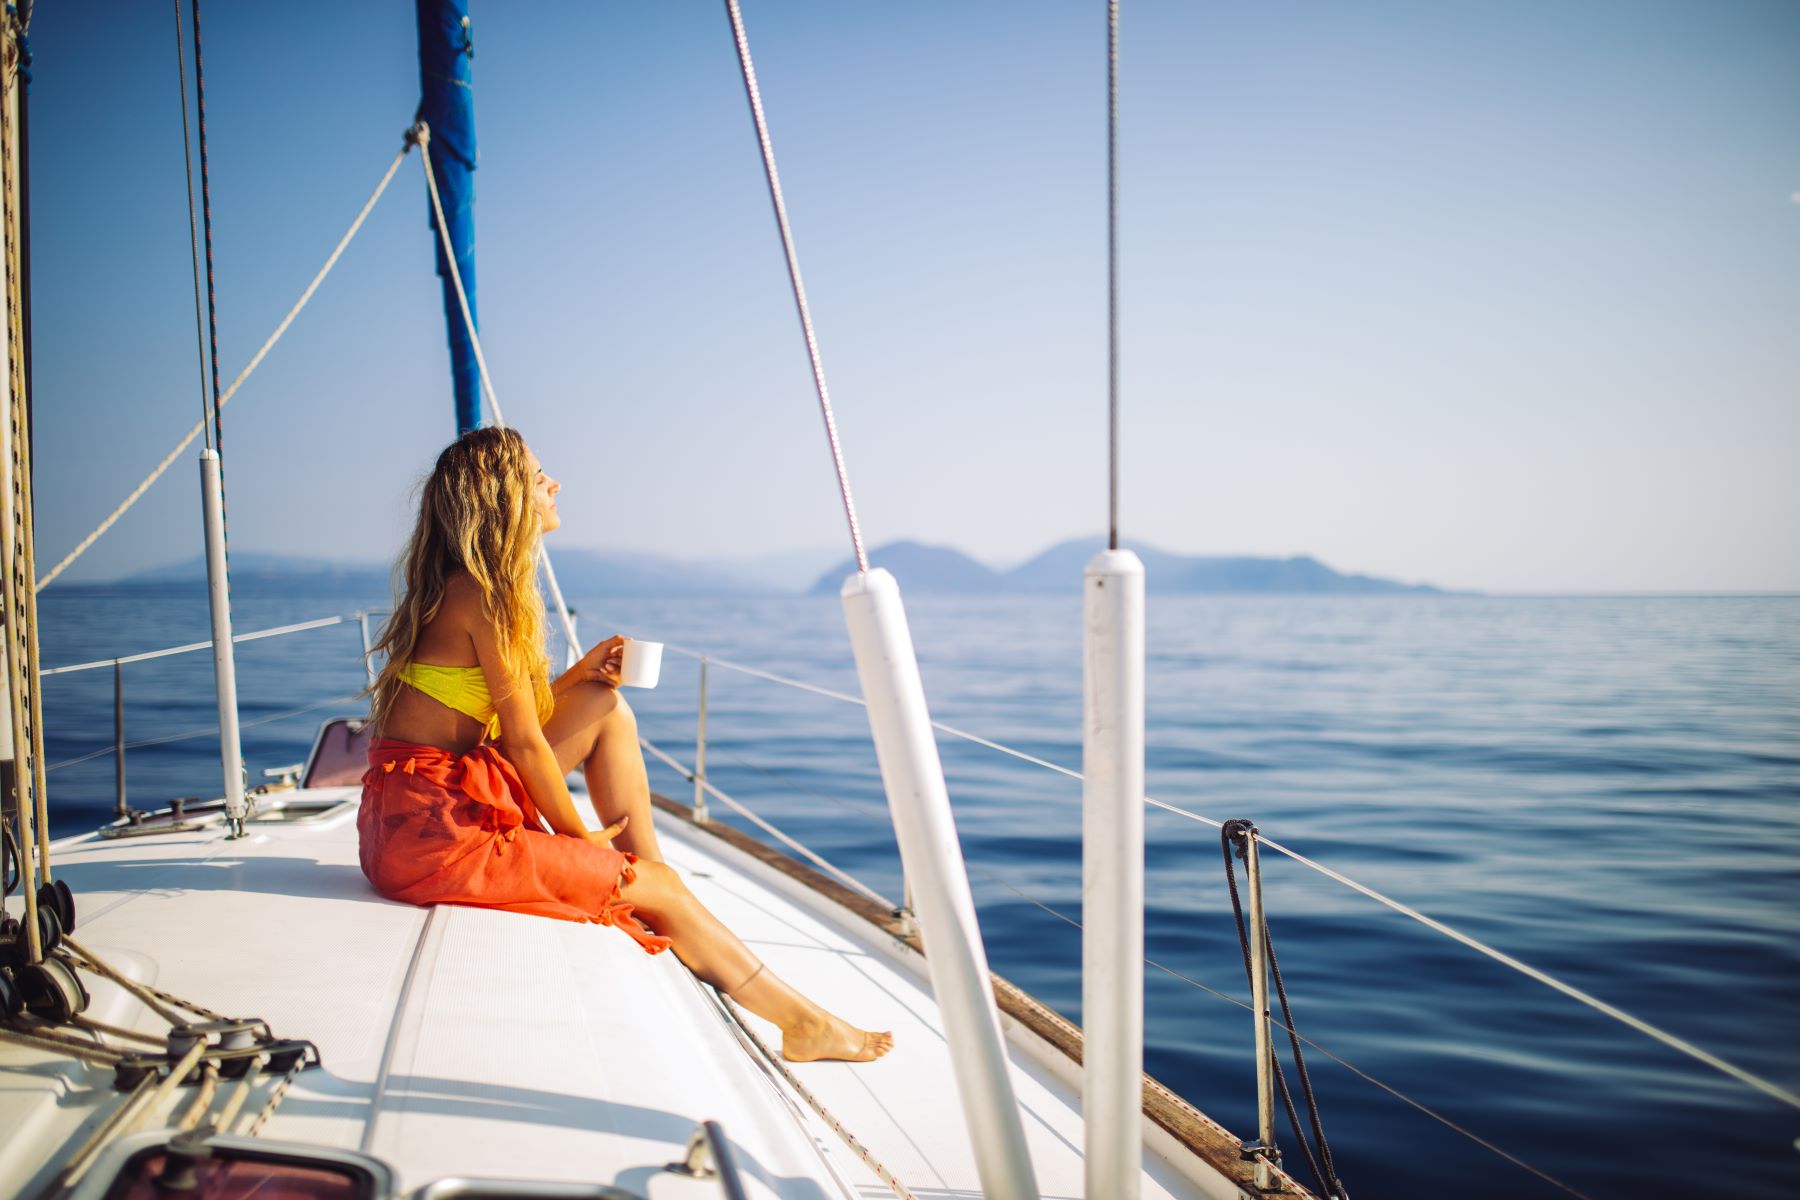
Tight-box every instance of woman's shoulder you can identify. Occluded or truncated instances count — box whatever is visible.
[437,571,488,623]
[412,570,487,663]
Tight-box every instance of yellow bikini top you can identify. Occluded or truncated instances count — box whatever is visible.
[398,662,551,739]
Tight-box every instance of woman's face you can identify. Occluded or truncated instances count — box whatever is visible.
[526,448,561,533]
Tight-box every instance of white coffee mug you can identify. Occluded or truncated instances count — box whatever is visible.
[617,638,663,689]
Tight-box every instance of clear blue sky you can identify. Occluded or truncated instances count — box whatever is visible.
[29,1,1800,592]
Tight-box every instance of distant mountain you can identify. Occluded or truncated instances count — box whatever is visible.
[125,540,1446,597]
[122,547,775,597]
[806,541,1001,595]
[1007,538,1443,594]
[998,539,1193,587]
[811,537,1445,596]
[124,552,389,591]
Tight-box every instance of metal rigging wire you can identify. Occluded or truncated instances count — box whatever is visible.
[721,0,869,574]
[1107,0,1121,550]
[189,0,225,451]
[171,0,209,447]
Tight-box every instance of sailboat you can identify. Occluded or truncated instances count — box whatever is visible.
[1,4,1333,1198]
[13,6,1795,1200]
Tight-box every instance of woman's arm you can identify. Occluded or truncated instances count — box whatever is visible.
[461,587,623,844]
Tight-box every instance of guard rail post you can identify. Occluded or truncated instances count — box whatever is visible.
[357,612,376,690]
[693,657,709,823]
[1244,823,1279,1190]
[112,660,127,819]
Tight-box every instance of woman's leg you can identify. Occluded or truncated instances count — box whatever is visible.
[543,682,664,862]
[620,859,893,1063]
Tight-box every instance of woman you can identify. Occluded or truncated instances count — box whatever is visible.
[360,426,891,1063]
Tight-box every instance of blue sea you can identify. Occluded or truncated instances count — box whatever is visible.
[34,582,1800,1200]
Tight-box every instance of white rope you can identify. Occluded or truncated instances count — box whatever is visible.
[1145,794,1224,830]
[57,1075,159,1190]
[241,1053,307,1136]
[39,614,353,676]
[411,127,504,428]
[213,1053,268,1132]
[412,124,583,665]
[35,145,412,592]
[638,733,898,914]
[139,1039,207,1129]
[176,1061,221,1131]
[61,938,188,1025]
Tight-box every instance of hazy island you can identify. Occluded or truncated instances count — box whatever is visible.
[111,538,1447,597]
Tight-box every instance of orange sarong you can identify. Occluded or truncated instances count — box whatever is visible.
[358,738,671,954]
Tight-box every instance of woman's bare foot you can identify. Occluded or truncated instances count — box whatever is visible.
[782,1012,894,1063]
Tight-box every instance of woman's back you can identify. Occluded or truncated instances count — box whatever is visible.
[378,572,490,753]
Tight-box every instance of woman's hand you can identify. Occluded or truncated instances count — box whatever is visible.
[572,635,627,689]
[580,815,629,848]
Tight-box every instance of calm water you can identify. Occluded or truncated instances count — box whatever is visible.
[35,583,1800,1200]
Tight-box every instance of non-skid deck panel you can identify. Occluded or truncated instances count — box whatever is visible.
[41,805,430,1154]
[25,801,871,1199]
[366,902,865,1197]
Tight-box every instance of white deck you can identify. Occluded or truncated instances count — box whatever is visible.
[2,787,1244,1199]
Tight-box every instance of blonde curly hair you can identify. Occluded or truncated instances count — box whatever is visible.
[369,426,552,735]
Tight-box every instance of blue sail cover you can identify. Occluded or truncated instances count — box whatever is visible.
[416,0,482,435]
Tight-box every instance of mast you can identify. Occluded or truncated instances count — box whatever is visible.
[415,0,482,436]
